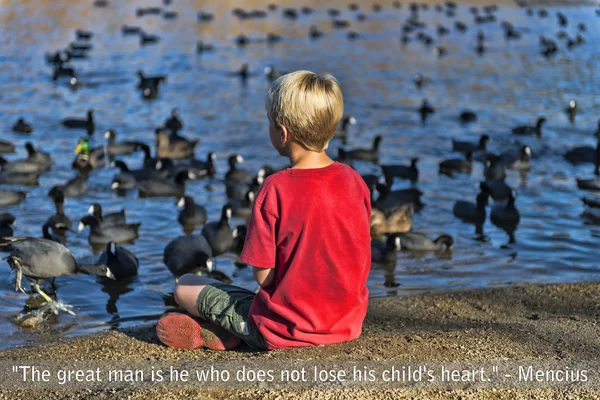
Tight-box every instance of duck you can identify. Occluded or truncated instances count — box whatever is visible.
[78,216,141,245]
[453,187,489,225]
[12,118,33,134]
[0,141,15,154]
[581,196,600,220]
[164,109,183,133]
[97,243,139,280]
[197,11,214,21]
[511,117,546,136]
[110,160,166,189]
[231,190,255,220]
[335,115,357,142]
[266,32,282,44]
[225,154,254,183]
[370,205,413,239]
[0,156,44,174]
[0,213,16,237]
[24,143,52,171]
[137,70,166,90]
[439,152,473,175]
[104,130,141,156]
[482,179,512,201]
[0,170,39,186]
[565,100,578,123]
[418,99,435,123]
[233,63,250,81]
[460,110,477,123]
[177,196,208,227]
[226,172,264,200]
[0,236,114,314]
[338,135,382,163]
[201,204,234,256]
[163,235,213,280]
[452,134,490,155]
[42,223,65,244]
[564,135,600,165]
[490,191,520,229]
[61,109,94,134]
[46,188,72,236]
[73,137,105,171]
[499,145,532,171]
[141,85,159,100]
[371,236,401,264]
[381,158,419,185]
[394,232,454,251]
[137,170,196,198]
[0,189,27,206]
[49,173,88,197]
[52,63,75,81]
[88,203,127,227]
[155,129,198,159]
[76,30,92,41]
[121,25,141,35]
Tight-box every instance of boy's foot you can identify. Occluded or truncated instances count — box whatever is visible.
[156,312,241,351]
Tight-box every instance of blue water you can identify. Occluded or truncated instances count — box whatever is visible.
[0,0,599,349]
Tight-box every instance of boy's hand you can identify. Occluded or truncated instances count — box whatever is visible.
[253,266,275,288]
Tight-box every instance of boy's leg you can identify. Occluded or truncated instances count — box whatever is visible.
[157,274,241,351]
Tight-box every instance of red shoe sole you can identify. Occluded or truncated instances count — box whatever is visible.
[156,312,204,350]
[156,313,242,351]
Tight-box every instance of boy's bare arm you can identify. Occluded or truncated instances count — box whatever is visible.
[253,266,276,288]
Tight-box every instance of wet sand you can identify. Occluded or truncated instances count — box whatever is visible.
[1,281,599,399]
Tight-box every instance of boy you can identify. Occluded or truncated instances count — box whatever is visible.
[157,71,372,351]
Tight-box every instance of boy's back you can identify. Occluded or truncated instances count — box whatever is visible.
[241,162,372,349]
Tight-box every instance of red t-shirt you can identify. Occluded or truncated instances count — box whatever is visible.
[240,162,372,350]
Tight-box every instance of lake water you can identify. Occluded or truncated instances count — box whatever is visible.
[0,0,599,349]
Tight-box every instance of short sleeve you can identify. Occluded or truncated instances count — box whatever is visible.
[239,201,278,269]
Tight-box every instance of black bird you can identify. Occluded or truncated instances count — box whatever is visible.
[437,24,450,36]
[177,196,208,227]
[338,136,382,163]
[490,191,520,241]
[381,158,419,185]
[98,243,139,280]
[104,130,140,156]
[482,179,512,202]
[137,70,166,90]
[413,73,428,89]
[453,187,488,226]
[455,21,468,32]
[452,134,489,155]
[140,31,160,45]
[0,189,26,206]
[137,170,196,198]
[564,134,600,165]
[484,157,506,181]
[565,100,578,123]
[309,25,324,39]
[196,41,215,54]
[78,215,141,246]
[282,8,299,20]
[163,235,213,280]
[225,154,254,183]
[12,118,33,134]
[164,109,183,133]
[0,236,114,314]
[52,63,75,81]
[197,11,214,22]
[460,111,477,123]
[512,117,546,136]
[122,25,141,35]
[418,99,435,122]
[75,29,92,41]
[46,188,72,236]
[61,109,94,134]
[236,34,250,47]
[557,12,567,27]
[0,213,15,237]
[439,152,473,175]
[499,146,532,171]
[88,203,127,227]
[201,204,234,256]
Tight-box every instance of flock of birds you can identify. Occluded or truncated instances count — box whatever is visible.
[0,0,599,321]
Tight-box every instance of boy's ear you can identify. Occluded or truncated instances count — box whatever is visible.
[279,124,290,145]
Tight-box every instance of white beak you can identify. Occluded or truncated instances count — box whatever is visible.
[258,168,265,177]
[226,208,232,220]
[177,197,185,208]
[395,236,401,250]
[350,117,357,124]
[232,228,238,238]
[110,242,117,254]
[104,131,110,139]
[525,147,531,156]
[88,205,94,214]
[248,191,255,202]
[211,153,216,160]
[78,222,85,232]
[206,259,213,273]
[236,155,244,163]
[188,171,197,179]
[106,268,115,280]
[111,182,120,189]
[155,160,162,170]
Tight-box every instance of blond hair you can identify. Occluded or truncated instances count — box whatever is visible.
[265,70,344,152]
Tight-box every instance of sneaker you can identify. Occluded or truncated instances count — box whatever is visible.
[156,312,241,351]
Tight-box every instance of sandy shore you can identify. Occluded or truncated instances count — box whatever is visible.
[1,281,599,399]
